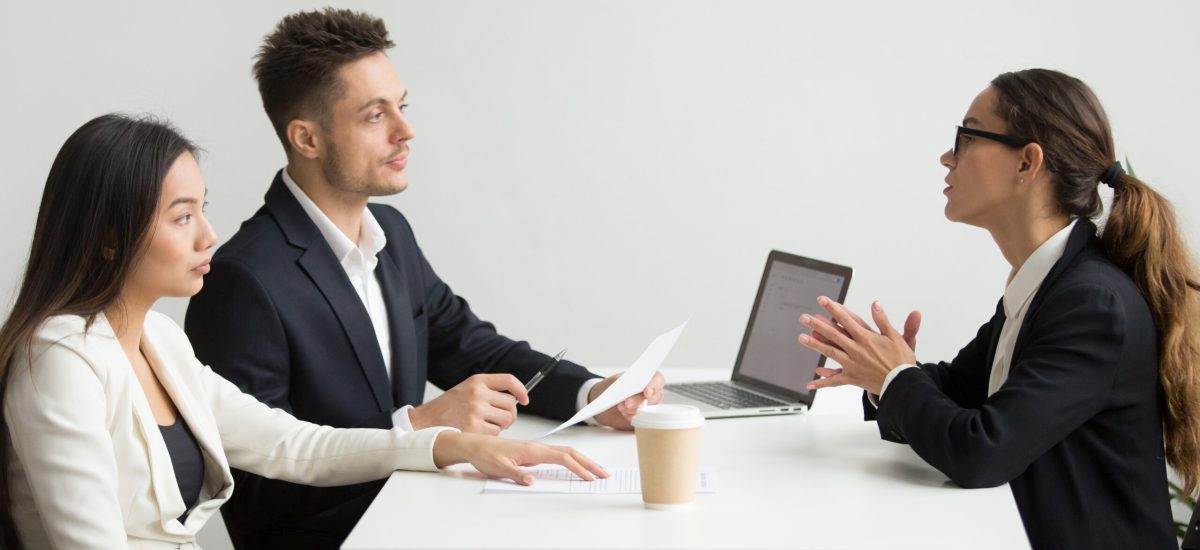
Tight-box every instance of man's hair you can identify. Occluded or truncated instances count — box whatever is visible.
[253,8,394,153]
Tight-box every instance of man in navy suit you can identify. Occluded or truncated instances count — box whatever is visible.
[185,9,663,549]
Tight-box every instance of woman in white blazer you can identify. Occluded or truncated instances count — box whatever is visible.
[0,114,608,549]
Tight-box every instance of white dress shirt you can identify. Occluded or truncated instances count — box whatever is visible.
[878,219,1077,401]
[282,170,415,428]
[984,219,1076,396]
[282,169,600,430]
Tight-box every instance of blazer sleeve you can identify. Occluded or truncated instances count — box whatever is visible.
[187,355,452,486]
[398,215,599,421]
[185,257,394,429]
[3,344,130,549]
[864,309,998,423]
[875,283,1124,488]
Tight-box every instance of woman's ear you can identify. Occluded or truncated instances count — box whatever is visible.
[1018,143,1049,182]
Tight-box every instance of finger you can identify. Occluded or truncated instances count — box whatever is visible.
[472,419,502,436]
[804,307,869,333]
[818,296,872,339]
[489,391,519,417]
[617,396,642,416]
[798,332,850,366]
[535,448,595,481]
[494,461,535,486]
[560,446,609,479]
[814,366,843,378]
[642,372,666,402]
[801,313,845,333]
[480,404,515,431]
[804,313,857,352]
[482,373,529,406]
[802,314,852,346]
[903,310,922,350]
[870,301,900,339]
[807,375,853,391]
[836,306,873,331]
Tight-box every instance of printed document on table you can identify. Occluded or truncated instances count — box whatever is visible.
[483,467,718,494]
[527,320,688,439]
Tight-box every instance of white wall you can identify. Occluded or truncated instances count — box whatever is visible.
[2,0,1197,370]
[2,1,1198,546]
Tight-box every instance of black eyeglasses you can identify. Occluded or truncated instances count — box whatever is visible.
[953,126,1035,157]
[953,126,1057,172]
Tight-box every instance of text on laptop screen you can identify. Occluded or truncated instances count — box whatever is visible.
[738,260,846,396]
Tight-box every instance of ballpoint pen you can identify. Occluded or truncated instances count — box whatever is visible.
[525,349,567,392]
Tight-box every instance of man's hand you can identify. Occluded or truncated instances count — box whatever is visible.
[409,373,528,435]
[588,372,666,430]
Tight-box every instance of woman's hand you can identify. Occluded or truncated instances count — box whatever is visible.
[797,297,919,395]
[432,431,609,486]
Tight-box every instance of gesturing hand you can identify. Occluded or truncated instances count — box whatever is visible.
[797,297,919,395]
[409,373,529,435]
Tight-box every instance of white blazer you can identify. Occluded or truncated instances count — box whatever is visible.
[4,312,451,549]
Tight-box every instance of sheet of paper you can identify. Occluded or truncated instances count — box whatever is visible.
[483,467,718,494]
[528,320,688,439]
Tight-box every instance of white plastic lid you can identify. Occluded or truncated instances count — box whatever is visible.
[631,404,705,430]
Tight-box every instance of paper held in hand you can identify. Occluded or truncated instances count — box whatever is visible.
[525,320,689,439]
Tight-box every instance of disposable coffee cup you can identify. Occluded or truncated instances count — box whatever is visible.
[632,404,704,510]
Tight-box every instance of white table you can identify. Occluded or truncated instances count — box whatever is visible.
[343,369,1030,549]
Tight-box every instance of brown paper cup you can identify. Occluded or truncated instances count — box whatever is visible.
[632,404,704,510]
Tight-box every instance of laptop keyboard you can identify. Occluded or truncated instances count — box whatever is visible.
[668,382,790,409]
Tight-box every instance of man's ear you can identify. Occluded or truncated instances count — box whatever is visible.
[287,119,322,160]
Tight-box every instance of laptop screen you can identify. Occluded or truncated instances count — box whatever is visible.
[731,251,853,404]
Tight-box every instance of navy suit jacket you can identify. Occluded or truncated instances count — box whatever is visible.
[866,219,1175,549]
[185,172,598,546]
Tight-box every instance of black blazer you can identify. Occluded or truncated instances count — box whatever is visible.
[866,219,1175,549]
[185,172,598,547]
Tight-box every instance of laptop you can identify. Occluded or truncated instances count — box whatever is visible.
[662,250,852,418]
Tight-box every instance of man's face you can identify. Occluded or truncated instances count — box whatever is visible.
[318,51,414,197]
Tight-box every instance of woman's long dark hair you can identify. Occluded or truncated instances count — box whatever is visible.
[991,69,1200,495]
[0,114,197,548]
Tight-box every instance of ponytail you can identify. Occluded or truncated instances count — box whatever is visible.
[1102,174,1200,495]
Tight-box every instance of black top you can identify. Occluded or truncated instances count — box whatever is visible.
[866,219,1175,549]
[158,417,203,522]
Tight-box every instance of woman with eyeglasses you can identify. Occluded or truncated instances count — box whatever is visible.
[798,69,1198,548]
[0,114,607,549]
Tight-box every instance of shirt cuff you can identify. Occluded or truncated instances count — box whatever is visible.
[577,378,604,427]
[392,405,416,432]
[879,364,918,401]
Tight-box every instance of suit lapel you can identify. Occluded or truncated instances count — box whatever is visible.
[983,298,1006,367]
[265,173,393,412]
[95,316,191,534]
[1012,218,1095,353]
[376,246,423,407]
[139,325,233,531]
